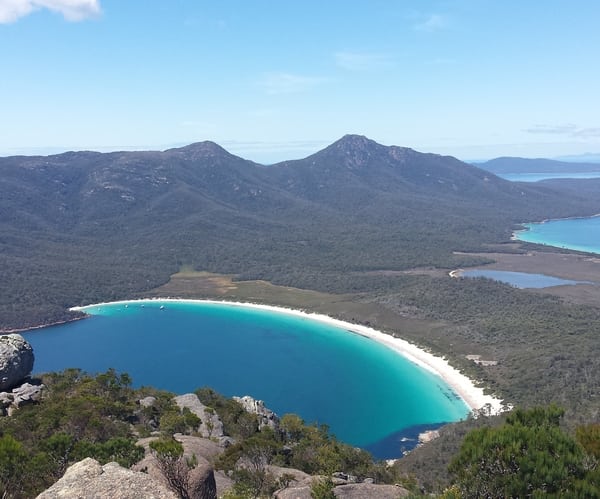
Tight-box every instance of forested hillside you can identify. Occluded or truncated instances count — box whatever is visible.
[3,135,600,330]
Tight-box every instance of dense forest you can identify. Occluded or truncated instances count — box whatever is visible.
[3,135,600,330]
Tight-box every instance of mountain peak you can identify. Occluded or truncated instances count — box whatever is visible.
[310,135,390,169]
[165,141,232,158]
[330,134,382,151]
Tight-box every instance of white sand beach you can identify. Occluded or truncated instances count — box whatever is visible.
[71,298,506,416]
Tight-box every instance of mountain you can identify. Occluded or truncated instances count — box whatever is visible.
[3,135,600,330]
[478,156,600,174]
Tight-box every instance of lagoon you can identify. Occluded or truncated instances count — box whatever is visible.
[22,300,470,459]
[460,269,593,288]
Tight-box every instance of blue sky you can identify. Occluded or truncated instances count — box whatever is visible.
[1,0,599,163]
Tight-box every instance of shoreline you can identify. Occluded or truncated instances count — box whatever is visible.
[512,212,600,242]
[0,315,86,335]
[512,219,600,256]
[71,298,506,416]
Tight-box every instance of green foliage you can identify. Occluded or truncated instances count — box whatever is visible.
[149,437,184,460]
[310,477,336,499]
[0,369,179,498]
[449,406,600,498]
[196,387,259,439]
[159,407,200,436]
[72,437,144,467]
[577,423,600,459]
[0,434,29,497]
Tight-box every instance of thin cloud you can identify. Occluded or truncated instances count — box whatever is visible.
[524,124,600,138]
[334,51,394,71]
[414,14,446,32]
[573,128,600,138]
[0,0,101,23]
[259,72,326,95]
[525,124,578,135]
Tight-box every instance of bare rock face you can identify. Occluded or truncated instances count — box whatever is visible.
[274,476,410,499]
[333,483,410,498]
[0,334,34,391]
[1,382,45,416]
[36,457,177,499]
[233,395,279,430]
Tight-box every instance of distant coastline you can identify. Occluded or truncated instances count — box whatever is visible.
[512,213,600,255]
[71,298,506,416]
[512,212,600,235]
[0,315,86,335]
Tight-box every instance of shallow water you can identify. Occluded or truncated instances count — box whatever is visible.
[460,269,593,288]
[23,300,469,459]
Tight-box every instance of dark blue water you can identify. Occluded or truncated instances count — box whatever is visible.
[23,300,469,459]
[514,216,600,255]
[461,269,593,288]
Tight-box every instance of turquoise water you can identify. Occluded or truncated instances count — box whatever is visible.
[22,300,469,459]
[461,269,593,288]
[515,216,600,254]
[499,172,600,182]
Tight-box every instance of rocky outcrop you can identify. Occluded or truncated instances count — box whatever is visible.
[174,393,225,439]
[0,334,34,391]
[274,476,410,499]
[134,435,232,497]
[0,381,44,416]
[36,457,177,499]
[233,395,279,430]
[333,483,410,498]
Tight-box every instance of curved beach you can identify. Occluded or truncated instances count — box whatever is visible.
[71,298,505,416]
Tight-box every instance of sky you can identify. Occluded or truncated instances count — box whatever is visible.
[1,0,599,163]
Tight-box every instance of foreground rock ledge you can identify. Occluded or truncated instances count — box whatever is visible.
[36,457,177,499]
[0,333,34,391]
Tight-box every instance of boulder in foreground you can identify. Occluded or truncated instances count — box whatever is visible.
[36,457,177,499]
[0,334,34,391]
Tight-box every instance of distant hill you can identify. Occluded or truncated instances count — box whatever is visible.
[3,135,600,330]
[478,156,600,174]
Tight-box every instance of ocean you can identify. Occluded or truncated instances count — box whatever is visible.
[498,172,600,182]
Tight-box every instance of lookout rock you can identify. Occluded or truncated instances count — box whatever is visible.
[36,458,177,499]
[0,334,34,391]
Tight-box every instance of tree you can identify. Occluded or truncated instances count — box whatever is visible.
[310,477,336,499]
[150,438,216,499]
[449,406,597,498]
[150,439,191,498]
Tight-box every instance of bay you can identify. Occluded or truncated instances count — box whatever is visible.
[514,216,600,254]
[22,300,469,459]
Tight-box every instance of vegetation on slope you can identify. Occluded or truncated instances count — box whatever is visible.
[0,370,403,498]
[3,136,600,330]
